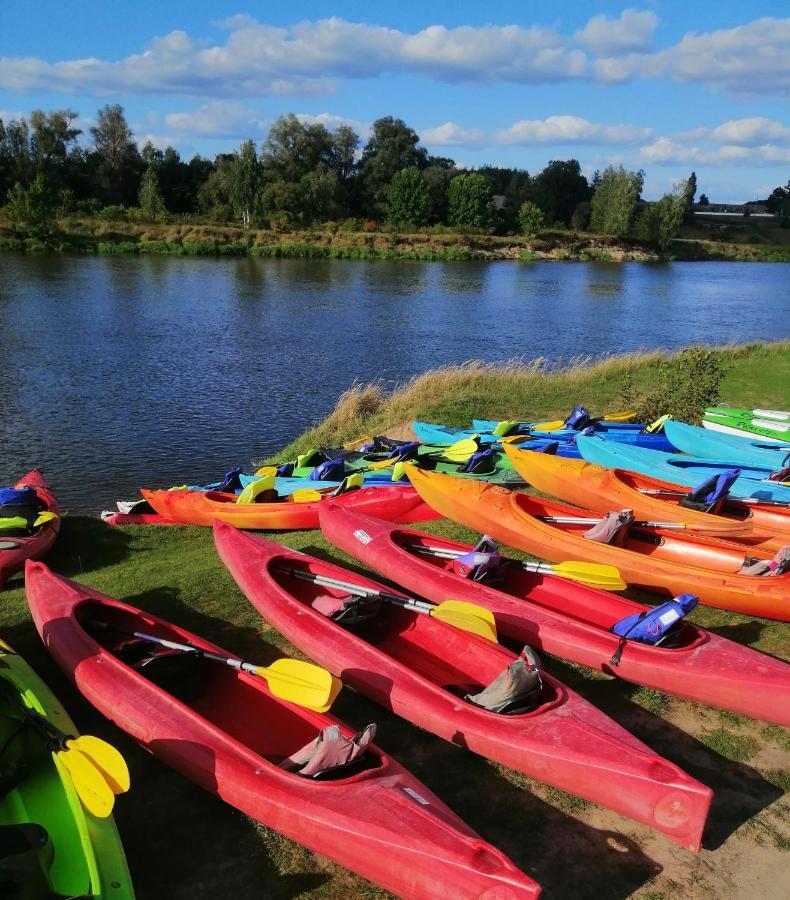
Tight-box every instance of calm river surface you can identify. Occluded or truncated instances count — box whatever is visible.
[1,254,787,513]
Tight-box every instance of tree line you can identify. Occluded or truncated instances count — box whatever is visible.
[1,104,781,249]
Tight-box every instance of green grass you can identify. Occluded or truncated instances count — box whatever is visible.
[2,341,789,897]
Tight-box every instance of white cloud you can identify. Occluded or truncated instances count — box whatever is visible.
[710,117,790,146]
[294,112,371,140]
[639,136,790,167]
[165,102,268,138]
[421,122,485,147]
[595,17,790,95]
[575,9,659,54]
[497,115,651,145]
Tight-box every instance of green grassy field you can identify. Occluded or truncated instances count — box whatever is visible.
[2,342,788,898]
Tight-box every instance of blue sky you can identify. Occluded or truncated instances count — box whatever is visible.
[1,1,787,200]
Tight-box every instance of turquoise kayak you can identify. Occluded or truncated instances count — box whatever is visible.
[576,435,790,503]
[664,421,790,469]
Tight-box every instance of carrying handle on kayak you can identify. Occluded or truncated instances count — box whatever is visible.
[88,621,341,713]
[0,676,129,818]
[408,544,627,590]
[280,567,498,642]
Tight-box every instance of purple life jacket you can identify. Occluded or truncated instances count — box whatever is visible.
[386,441,421,463]
[214,467,243,493]
[564,406,592,430]
[459,448,495,474]
[276,462,295,477]
[451,536,501,581]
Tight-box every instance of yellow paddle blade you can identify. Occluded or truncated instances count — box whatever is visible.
[255,659,342,712]
[431,600,498,642]
[168,485,189,492]
[368,456,399,470]
[391,461,416,482]
[237,475,276,505]
[442,438,481,462]
[644,414,670,434]
[531,419,564,432]
[603,410,637,422]
[492,420,518,437]
[498,434,532,445]
[680,519,752,534]
[33,511,58,527]
[343,436,373,450]
[291,489,323,503]
[68,736,130,795]
[549,561,627,590]
[254,465,278,477]
[59,748,115,818]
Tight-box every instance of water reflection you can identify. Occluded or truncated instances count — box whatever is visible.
[0,254,787,512]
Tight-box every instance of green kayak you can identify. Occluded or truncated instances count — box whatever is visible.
[0,638,134,899]
[705,406,789,422]
[703,409,790,444]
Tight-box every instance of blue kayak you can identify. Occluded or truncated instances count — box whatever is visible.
[576,435,790,502]
[664,421,790,469]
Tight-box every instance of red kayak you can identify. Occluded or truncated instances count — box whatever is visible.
[319,505,790,727]
[0,470,60,589]
[25,561,539,899]
[214,522,712,851]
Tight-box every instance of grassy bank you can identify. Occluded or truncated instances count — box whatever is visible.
[3,215,790,261]
[2,341,789,899]
[270,341,790,463]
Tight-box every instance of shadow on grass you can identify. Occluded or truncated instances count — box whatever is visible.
[45,516,134,578]
[330,688,662,900]
[704,620,768,647]
[538,656,783,851]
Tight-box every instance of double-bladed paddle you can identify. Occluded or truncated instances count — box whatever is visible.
[89,623,342,713]
[0,678,129,818]
[409,544,627,590]
[283,567,498,642]
[637,487,790,508]
[537,513,751,534]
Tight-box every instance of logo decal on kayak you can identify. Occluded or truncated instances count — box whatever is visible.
[353,529,372,544]
[402,787,429,805]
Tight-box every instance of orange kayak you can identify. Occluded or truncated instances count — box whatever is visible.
[141,484,439,529]
[405,468,790,621]
[504,445,790,552]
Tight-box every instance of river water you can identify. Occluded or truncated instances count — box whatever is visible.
[1,253,787,513]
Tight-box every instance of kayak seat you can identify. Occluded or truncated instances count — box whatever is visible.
[583,510,634,545]
[279,723,377,780]
[117,641,206,703]
[463,648,544,716]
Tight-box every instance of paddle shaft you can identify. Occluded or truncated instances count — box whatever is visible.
[284,567,435,614]
[537,514,726,529]
[0,678,75,750]
[90,622,264,677]
[412,543,595,574]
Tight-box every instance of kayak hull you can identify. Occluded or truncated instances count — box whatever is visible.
[319,505,790,727]
[24,562,539,899]
[0,637,134,898]
[702,416,790,444]
[0,470,60,590]
[505,446,790,552]
[405,468,790,621]
[665,420,790,469]
[141,484,440,529]
[215,523,712,850]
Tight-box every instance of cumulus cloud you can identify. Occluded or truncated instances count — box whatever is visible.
[421,122,485,147]
[497,115,651,145]
[710,117,790,146]
[639,136,790,167]
[575,9,659,54]
[164,102,268,138]
[595,17,790,95]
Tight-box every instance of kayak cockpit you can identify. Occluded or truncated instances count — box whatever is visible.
[269,559,561,716]
[76,601,383,778]
[391,529,707,651]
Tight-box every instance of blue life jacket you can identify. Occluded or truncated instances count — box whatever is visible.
[0,486,39,520]
[680,469,739,511]
[310,458,346,482]
[276,462,295,477]
[387,441,420,463]
[564,406,592,430]
[610,593,698,664]
[460,448,495,474]
[214,467,243,493]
